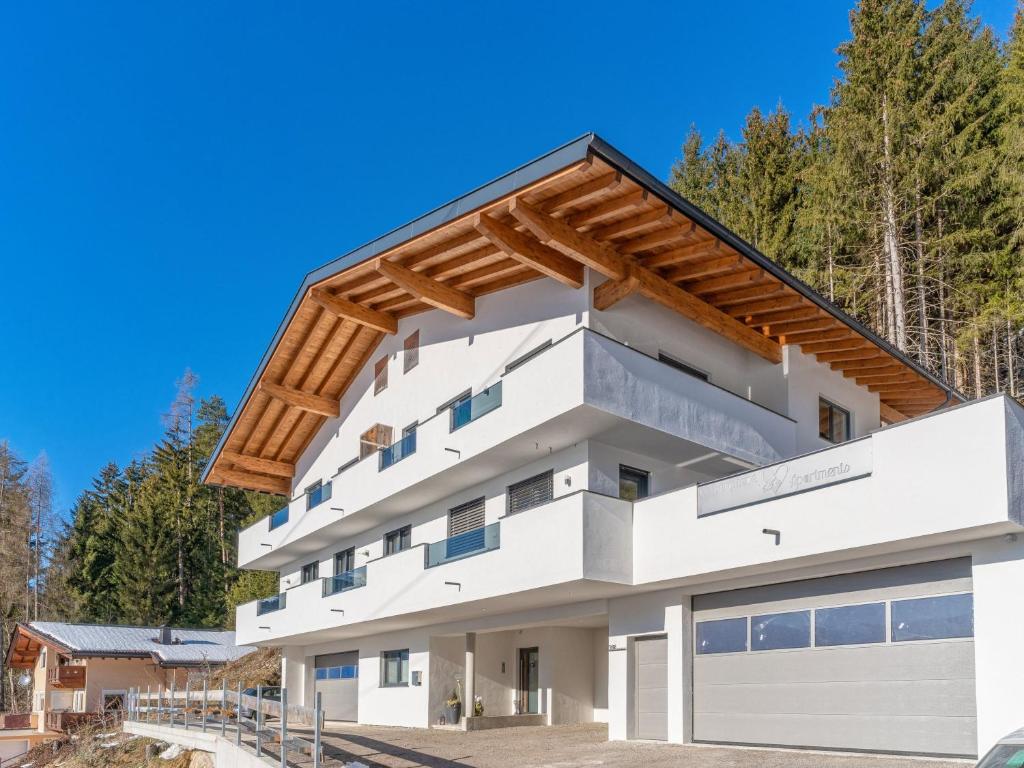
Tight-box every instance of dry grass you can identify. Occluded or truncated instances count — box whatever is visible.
[15,722,190,768]
[209,646,280,689]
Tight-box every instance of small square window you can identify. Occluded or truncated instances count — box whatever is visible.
[305,480,332,510]
[619,465,649,501]
[384,525,412,555]
[404,330,420,373]
[819,398,851,443]
[380,649,409,687]
[374,355,388,395]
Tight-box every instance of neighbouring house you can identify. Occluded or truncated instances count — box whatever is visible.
[201,133,1023,760]
[2,622,256,739]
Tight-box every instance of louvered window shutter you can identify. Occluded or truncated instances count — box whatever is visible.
[448,497,485,537]
[507,470,554,515]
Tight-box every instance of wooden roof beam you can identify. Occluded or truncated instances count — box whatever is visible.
[799,339,872,355]
[537,167,620,212]
[833,359,904,374]
[663,254,743,283]
[587,207,671,241]
[856,372,922,386]
[814,348,882,363]
[593,275,640,311]
[741,306,821,325]
[644,239,721,269]
[686,270,767,296]
[220,450,295,479]
[376,258,475,319]
[782,328,854,344]
[880,402,909,423]
[509,197,630,280]
[259,381,340,418]
[762,317,839,336]
[708,283,787,307]
[619,219,693,255]
[473,214,584,289]
[726,295,804,318]
[564,189,646,228]
[309,288,398,334]
[211,467,290,496]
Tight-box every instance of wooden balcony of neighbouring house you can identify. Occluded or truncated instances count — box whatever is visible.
[46,665,85,688]
[44,712,94,732]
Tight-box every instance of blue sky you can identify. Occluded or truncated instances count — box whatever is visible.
[0,1,1015,515]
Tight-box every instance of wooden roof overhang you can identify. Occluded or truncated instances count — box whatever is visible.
[5,625,69,669]
[202,134,961,495]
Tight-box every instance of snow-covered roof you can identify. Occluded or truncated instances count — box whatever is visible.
[25,622,257,667]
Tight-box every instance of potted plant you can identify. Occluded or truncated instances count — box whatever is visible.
[444,682,462,724]
[473,695,484,717]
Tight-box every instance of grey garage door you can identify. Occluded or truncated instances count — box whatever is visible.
[315,651,358,722]
[693,559,977,757]
[635,635,668,740]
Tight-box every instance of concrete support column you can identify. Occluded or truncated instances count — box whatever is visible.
[464,633,476,720]
[973,536,1024,756]
[280,646,307,709]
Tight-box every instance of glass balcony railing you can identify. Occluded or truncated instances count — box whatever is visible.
[425,522,500,568]
[322,566,368,597]
[256,592,287,615]
[379,431,416,470]
[450,381,502,432]
[268,507,289,531]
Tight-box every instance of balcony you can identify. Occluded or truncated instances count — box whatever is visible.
[425,522,500,568]
[47,665,85,689]
[633,394,1024,587]
[450,382,502,431]
[238,329,797,570]
[256,592,287,615]
[322,566,367,597]
[45,711,95,732]
[236,490,633,645]
[379,432,417,471]
[268,506,289,531]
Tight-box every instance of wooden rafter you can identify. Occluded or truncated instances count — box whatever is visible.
[643,239,721,269]
[509,198,781,363]
[663,254,743,283]
[221,450,294,478]
[473,214,584,289]
[726,295,804,318]
[309,288,398,334]
[593,274,640,311]
[211,467,290,496]
[259,381,340,418]
[375,258,476,319]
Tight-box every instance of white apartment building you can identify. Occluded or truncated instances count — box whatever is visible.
[204,134,1024,760]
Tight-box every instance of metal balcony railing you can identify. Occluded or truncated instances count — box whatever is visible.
[425,522,500,568]
[256,592,287,615]
[379,431,416,470]
[450,382,502,431]
[322,566,368,597]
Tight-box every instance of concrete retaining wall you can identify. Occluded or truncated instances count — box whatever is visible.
[122,721,276,768]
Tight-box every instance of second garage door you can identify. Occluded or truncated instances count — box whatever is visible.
[314,651,359,722]
[693,559,977,757]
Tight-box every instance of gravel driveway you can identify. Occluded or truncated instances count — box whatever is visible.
[305,722,972,768]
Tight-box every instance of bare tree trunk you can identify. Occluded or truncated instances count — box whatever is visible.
[881,95,907,350]
[993,323,1001,394]
[974,333,984,398]
[1008,317,1017,398]
[218,487,229,596]
[914,195,928,365]
[937,216,948,382]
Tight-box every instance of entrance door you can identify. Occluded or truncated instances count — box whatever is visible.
[634,635,668,740]
[517,647,539,714]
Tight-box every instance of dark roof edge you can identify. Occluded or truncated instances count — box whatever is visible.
[201,132,598,483]
[203,131,962,483]
[585,135,962,405]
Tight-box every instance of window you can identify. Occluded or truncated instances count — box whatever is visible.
[507,471,554,515]
[750,610,811,650]
[305,480,332,510]
[618,465,650,501]
[403,330,420,373]
[814,602,886,647]
[360,424,393,459]
[696,618,747,655]
[315,665,358,680]
[658,352,709,382]
[374,355,388,395]
[383,525,412,556]
[448,497,485,538]
[819,397,852,443]
[977,744,1024,768]
[891,593,974,642]
[334,547,355,575]
[301,561,319,584]
[380,649,409,687]
[504,340,552,374]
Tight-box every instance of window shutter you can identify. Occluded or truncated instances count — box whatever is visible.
[507,470,554,515]
[448,497,485,537]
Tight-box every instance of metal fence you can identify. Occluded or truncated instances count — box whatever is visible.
[124,683,324,768]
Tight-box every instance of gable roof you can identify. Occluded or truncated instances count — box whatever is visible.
[6,622,256,668]
[201,133,962,495]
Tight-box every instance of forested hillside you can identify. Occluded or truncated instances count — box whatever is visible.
[2,0,1022,710]
[671,0,1024,397]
